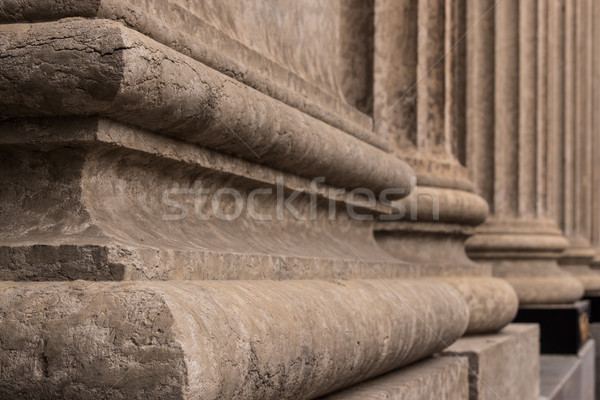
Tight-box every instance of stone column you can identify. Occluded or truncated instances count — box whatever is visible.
[374,0,518,334]
[0,4,475,397]
[465,0,584,304]
[591,0,600,269]
[557,0,600,292]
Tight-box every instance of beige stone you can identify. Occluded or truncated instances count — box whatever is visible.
[1,0,599,398]
[319,356,469,400]
[559,237,600,292]
[0,0,380,148]
[372,0,517,335]
[465,0,585,305]
[441,324,540,400]
[467,218,584,304]
[0,19,409,196]
[0,118,416,282]
[0,279,469,399]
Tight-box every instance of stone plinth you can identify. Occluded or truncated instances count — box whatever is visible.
[319,356,468,400]
[440,324,540,400]
[540,339,595,400]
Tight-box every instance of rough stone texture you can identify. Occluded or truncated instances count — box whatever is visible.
[540,339,595,400]
[372,0,517,336]
[441,324,540,400]
[0,118,417,282]
[319,356,469,400]
[0,19,409,195]
[376,221,518,334]
[0,0,381,148]
[0,279,469,399]
[434,277,518,334]
[0,0,598,398]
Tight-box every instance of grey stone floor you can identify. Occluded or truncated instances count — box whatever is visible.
[540,339,594,400]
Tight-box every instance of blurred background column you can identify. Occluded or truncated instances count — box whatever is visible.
[373,0,518,335]
[466,0,584,305]
[556,0,600,292]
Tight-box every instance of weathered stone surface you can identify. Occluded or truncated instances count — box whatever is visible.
[434,277,518,334]
[540,339,595,400]
[441,323,540,400]
[393,186,489,225]
[467,218,585,304]
[319,356,468,400]
[0,19,410,195]
[0,0,381,148]
[0,279,469,399]
[377,221,519,334]
[0,117,418,281]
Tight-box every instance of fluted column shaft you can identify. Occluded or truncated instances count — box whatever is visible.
[555,0,600,292]
[591,0,600,267]
[375,0,518,333]
[466,0,584,305]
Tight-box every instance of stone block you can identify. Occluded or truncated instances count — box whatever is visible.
[319,356,469,400]
[589,324,600,398]
[440,323,540,400]
[540,339,595,400]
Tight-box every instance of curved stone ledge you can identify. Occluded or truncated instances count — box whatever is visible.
[591,250,600,269]
[467,218,584,304]
[467,218,570,254]
[0,19,412,196]
[559,237,600,292]
[0,118,413,281]
[0,279,469,399]
[376,222,517,334]
[466,233,570,255]
[560,269,600,291]
[434,277,519,334]
[502,276,585,305]
[394,186,489,225]
[0,0,384,149]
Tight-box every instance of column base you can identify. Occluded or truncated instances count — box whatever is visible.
[433,276,518,334]
[513,300,591,354]
[0,279,469,399]
[467,218,585,304]
[559,237,600,293]
[503,276,585,305]
[376,222,519,334]
[440,324,540,400]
